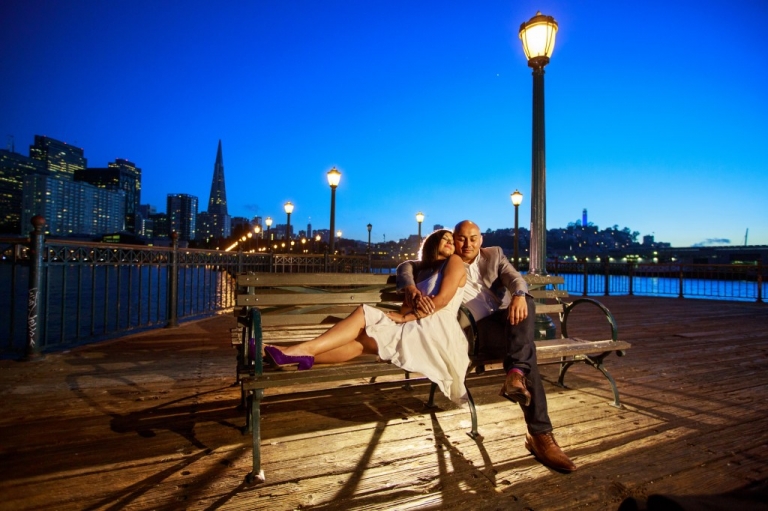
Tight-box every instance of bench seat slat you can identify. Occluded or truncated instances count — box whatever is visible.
[536,338,631,359]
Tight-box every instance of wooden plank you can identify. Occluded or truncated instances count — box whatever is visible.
[237,291,390,307]
[529,289,569,299]
[242,363,411,390]
[533,303,566,314]
[524,275,565,285]
[237,273,391,287]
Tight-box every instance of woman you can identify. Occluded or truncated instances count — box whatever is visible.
[264,229,469,403]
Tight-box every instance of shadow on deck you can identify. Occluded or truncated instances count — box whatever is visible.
[0,297,767,510]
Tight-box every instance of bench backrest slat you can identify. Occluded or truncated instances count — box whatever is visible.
[238,292,392,307]
[238,273,390,288]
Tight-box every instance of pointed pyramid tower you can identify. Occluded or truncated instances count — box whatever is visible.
[207,140,231,238]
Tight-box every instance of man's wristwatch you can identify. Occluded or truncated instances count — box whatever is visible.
[513,290,526,297]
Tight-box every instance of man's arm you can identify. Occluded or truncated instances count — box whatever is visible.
[396,259,421,308]
[491,247,530,326]
[494,247,528,296]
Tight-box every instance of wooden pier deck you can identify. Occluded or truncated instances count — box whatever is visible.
[1,296,767,510]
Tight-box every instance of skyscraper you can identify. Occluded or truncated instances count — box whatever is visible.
[167,193,198,241]
[22,174,125,236]
[0,149,47,234]
[29,135,86,179]
[75,159,141,233]
[207,140,230,239]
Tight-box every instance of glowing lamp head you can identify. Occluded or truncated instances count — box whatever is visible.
[265,217,273,227]
[327,167,341,188]
[511,190,524,207]
[519,12,558,67]
[416,212,425,224]
[284,202,294,214]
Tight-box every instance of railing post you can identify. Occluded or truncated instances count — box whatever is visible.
[628,261,635,296]
[166,231,179,328]
[678,262,684,299]
[582,258,588,297]
[603,257,610,296]
[757,260,763,303]
[25,215,46,360]
[324,251,329,273]
[553,256,559,276]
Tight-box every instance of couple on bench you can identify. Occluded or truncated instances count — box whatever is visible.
[264,220,577,473]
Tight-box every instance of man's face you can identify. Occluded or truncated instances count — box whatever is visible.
[453,223,482,263]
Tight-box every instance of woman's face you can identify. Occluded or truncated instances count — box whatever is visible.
[437,232,455,259]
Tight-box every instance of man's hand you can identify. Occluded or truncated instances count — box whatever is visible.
[507,295,528,325]
[403,285,422,309]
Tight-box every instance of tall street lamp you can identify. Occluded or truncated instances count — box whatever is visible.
[327,167,341,254]
[510,190,523,268]
[416,212,424,242]
[519,11,557,276]
[519,11,558,339]
[284,202,294,241]
[314,233,321,253]
[265,216,273,243]
[367,223,372,253]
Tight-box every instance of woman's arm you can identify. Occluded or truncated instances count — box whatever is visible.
[420,255,466,314]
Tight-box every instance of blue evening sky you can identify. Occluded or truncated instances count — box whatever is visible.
[2,0,766,247]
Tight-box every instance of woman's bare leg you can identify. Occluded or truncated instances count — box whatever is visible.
[279,306,375,360]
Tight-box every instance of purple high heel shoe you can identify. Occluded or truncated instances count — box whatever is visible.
[264,346,314,371]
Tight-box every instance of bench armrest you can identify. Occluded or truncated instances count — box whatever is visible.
[561,298,619,342]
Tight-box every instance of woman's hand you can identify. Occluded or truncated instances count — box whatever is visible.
[386,311,408,324]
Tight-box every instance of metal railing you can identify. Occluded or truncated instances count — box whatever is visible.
[547,259,765,303]
[1,222,763,358]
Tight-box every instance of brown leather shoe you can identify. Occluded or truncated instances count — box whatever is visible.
[525,432,577,472]
[499,371,531,406]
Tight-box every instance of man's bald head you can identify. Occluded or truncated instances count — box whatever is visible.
[453,220,483,263]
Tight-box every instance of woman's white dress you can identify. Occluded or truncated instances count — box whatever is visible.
[362,269,469,403]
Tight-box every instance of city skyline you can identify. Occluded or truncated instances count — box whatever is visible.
[2,1,766,247]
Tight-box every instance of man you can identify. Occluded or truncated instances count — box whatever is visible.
[397,220,576,472]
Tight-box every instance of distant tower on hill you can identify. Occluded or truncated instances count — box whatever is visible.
[582,208,588,226]
[207,140,230,239]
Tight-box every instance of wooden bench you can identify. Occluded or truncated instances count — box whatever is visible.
[233,272,631,483]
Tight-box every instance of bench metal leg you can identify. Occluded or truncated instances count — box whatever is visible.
[465,386,480,440]
[584,356,623,408]
[247,388,266,484]
[402,371,412,391]
[557,357,623,409]
[426,382,438,407]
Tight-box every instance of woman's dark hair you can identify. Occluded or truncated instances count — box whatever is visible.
[419,229,452,268]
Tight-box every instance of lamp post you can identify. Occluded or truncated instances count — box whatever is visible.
[253,225,261,252]
[416,212,424,242]
[284,202,294,242]
[510,190,523,268]
[367,223,373,273]
[519,11,558,339]
[265,216,273,245]
[327,167,341,254]
[314,233,321,253]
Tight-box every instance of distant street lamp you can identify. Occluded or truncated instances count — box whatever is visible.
[510,190,524,268]
[284,202,294,241]
[265,216,273,244]
[416,212,424,242]
[327,167,341,254]
[314,233,321,253]
[519,11,558,338]
[367,223,372,253]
